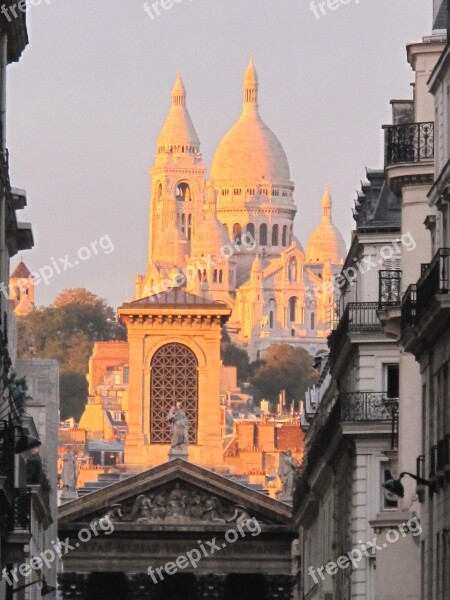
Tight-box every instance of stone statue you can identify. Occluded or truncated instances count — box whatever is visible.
[289,258,297,283]
[261,314,269,331]
[167,402,189,454]
[278,449,299,501]
[103,503,123,522]
[61,448,78,497]
[226,504,252,525]
[129,495,153,523]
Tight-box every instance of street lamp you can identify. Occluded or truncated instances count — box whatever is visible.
[11,577,56,596]
[382,463,430,501]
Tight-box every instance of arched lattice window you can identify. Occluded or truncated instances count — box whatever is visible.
[150,343,199,444]
[246,223,255,241]
[282,225,288,247]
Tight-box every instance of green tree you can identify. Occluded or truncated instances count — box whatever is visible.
[250,344,318,409]
[220,327,250,383]
[17,288,126,420]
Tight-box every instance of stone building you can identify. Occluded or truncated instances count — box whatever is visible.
[9,259,34,317]
[294,3,449,600]
[135,59,346,360]
[0,7,57,600]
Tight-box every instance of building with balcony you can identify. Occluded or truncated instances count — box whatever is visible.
[0,7,58,600]
[294,4,449,600]
[395,2,450,598]
[294,168,403,600]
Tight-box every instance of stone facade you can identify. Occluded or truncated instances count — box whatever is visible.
[135,60,346,361]
[58,459,296,600]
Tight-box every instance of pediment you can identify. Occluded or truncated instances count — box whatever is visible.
[59,459,292,529]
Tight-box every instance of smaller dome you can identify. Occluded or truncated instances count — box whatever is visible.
[323,260,332,278]
[244,55,258,87]
[251,254,262,273]
[306,187,346,264]
[156,72,200,155]
[191,183,231,256]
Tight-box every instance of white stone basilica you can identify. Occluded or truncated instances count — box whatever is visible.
[135,59,346,360]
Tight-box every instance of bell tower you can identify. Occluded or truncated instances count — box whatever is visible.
[144,74,207,288]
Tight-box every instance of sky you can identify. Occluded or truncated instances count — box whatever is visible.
[7,0,431,309]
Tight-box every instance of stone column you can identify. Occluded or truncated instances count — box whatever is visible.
[265,575,295,600]
[58,573,89,600]
[196,574,226,599]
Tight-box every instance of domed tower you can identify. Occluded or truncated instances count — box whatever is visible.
[306,187,346,267]
[148,72,207,270]
[210,57,296,283]
[187,182,236,302]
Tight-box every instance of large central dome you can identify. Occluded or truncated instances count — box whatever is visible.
[211,59,291,186]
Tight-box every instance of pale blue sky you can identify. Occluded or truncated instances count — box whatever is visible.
[8,0,431,308]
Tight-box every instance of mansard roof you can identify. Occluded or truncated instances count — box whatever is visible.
[352,168,401,233]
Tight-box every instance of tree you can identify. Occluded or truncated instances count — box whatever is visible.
[220,327,250,383]
[17,288,126,420]
[250,344,318,410]
[59,372,88,421]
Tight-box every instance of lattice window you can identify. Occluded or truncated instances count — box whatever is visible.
[150,343,198,444]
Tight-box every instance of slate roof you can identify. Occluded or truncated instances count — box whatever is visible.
[434,0,449,31]
[352,169,401,232]
[11,260,31,279]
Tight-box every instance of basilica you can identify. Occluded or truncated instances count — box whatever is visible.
[135,58,346,360]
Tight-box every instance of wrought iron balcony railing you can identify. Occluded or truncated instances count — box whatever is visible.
[416,248,450,322]
[341,392,399,448]
[384,122,434,166]
[329,303,382,367]
[340,392,398,422]
[401,284,417,331]
[379,270,402,308]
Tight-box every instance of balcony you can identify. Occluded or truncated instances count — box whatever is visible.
[340,392,399,448]
[329,303,382,368]
[379,270,402,308]
[401,284,417,330]
[384,122,434,166]
[416,248,450,322]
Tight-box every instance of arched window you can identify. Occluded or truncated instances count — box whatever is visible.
[272,224,279,246]
[246,223,255,242]
[181,213,186,234]
[268,298,277,329]
[175,181,191,202]
[219,270,223,284]
[187,214,192,241]
[289,297,297,322]
[282,225,288,247]
[311,312,315,330]
[213,269,218,284]
[150,343,198,444]
[260,224,268,246]
[233,223,242,245]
